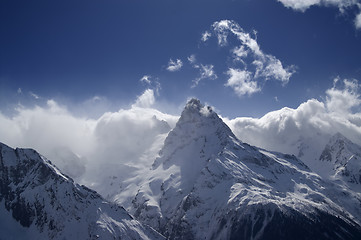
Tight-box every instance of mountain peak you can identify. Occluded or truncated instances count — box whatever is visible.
[151,98,236,175]
[329,132,349,144]
[162,99,235,154]
[185,98,202,109]
[180,98,216,121]
[133,101,361,240]
[318,133,361,187]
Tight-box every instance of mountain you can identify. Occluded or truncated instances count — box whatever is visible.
[130,99,361,240]
[0,142,164,240]
[318,133,361,187]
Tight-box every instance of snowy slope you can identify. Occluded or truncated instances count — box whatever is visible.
[131,99,361,240]
[318,133,361,188]
[0,142,164,240]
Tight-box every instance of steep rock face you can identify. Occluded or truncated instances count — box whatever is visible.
[319,133,361,186]
[131,99,361,240]
[0,142,163,240]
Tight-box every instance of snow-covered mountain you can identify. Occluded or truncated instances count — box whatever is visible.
[130,99,361,240]
[318,133,361,187]
[0,142,164,240]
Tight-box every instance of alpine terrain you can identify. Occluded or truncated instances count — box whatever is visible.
[0,142,164,240]
[318,133,361,190]
[130,99,361,240]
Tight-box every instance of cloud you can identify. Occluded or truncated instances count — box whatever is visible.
[325,77,361,114]
[277,0,361,29]
[17,88,22,94]
[210,20,295,95]
[225,68,260,96]
[166,58,183,72]
[233,45,249,62]
[91,96,102,102]
[224,78,361,172]
[187,54,196,64]
[277,0,322,12]
[192,64,217,88]
[0,91,179,198]
[139,75,161,96]
[140,75,152,84]
[132,89,156,108]
[201,31,212,42]
[1,77,360,199]
[187,54,217,88]
[253,55,296,85]
[277,0,358,12]
[29,91,40,99]
[355,10,361,29]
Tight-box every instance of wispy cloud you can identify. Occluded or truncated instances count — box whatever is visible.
[201,31,212,42]
[187,54,196,64]
[192,64,217,88]
[187,54,217,88]
[209,20,295,96]
[139,75,161,96]
[253,55,296,85]
[140,75,152,84]
[132,89,156,108]
[356,10,361,29]
[29,91,40,99]
[166,58,183,72]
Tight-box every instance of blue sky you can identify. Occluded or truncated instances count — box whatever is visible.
[1,0,361,118]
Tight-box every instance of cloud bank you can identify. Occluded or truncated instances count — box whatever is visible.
[225,78,361,171]
[1,77,360,197]
[0,91,179,196]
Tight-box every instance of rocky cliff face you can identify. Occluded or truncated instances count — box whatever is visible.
[0,142,163,240]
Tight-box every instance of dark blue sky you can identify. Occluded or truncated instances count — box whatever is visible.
[1,0,360,118]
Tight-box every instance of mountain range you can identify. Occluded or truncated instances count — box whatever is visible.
[1,98,361,239]
[0,142,163,240]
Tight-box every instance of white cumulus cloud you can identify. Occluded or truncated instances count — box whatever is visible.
[225,68,260,96]
[277,0,361,29]
[0,91,179,195]
[278,0,358,11]
[224,78,361,173]
[326,77,361,114]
